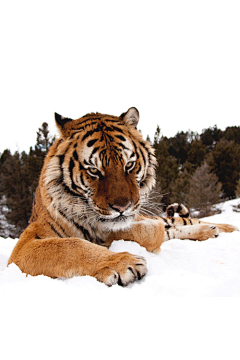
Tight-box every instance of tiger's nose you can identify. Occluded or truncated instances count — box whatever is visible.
[110,201,132,214]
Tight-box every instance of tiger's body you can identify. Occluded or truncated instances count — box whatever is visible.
[8,108,237,286]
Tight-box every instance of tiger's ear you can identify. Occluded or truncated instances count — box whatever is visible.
[54,113,73,136]
[121,107,139,128]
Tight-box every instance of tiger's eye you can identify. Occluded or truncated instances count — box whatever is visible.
[89,167,98,174]
[126,161,136,171]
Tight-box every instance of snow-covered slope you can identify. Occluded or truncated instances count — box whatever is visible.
[1,199,240,359]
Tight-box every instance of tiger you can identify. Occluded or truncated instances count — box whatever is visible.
[8,107,237,286]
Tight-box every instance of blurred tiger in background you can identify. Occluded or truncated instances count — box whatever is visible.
[8,108,237,286]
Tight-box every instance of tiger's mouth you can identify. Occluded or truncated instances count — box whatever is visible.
[96,213,135,231]
[99,213,135,223]
[88,198,139,230]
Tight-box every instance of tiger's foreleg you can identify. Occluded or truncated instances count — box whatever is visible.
[8,222,147,286]
[194,220,238,233]
[105,216,166,254]
[164,217,238,236]
[165,203,238,237]
[164,224,219,241]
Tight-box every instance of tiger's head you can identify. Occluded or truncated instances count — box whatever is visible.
[42,108,156,233]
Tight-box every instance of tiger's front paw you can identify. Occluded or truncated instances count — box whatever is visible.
[94,252,147,287]
[198,224,219,241]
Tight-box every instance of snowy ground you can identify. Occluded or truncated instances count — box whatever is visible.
[1,199,240,359]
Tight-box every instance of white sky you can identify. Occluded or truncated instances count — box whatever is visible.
[0,0,240,153]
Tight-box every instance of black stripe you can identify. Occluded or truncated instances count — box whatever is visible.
[179,212,189,218]
[90,146,99,156]
[59,154,65,167]
[46,221,62,238]
[99,149,107,163]
[69,158,75,178]
[77,224,92,241]
[177,204,182,213]
[78,119,98,126]
[104,126,115,132]
[87,139,98,147]
[62,181,88,198]
[139,171,146,185]
[117,142,129,150]
[82,128,100,142]
[47,208,70,238]
[79,161,84,170]
[138,146,146,167]
[167,206,175,218]
[51,156,83,198]
[105,119,123,124]
[162,218,169,225]
[73,150,78,161]
[69,121,99,138]
[131,142,140,163]
[54,154,64,185]
[136,163,142,175]
[72,218,91,240]
[80,173,86,188]
[69,157,85,193]
[70,131,80,139]
[106,134,114,142]
[111,125,124,133]
[58,209,92,242]
[67,119,123,140]
[55,138,63,149]
[115,135,126,141]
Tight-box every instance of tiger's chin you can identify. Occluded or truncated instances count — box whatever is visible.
[97,214,135,232]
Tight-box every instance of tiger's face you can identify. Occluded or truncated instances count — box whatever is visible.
[43,108,156,232]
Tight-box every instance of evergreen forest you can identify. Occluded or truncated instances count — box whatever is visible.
[1,122,240,238]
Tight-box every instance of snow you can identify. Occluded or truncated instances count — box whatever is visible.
[1,199,240,359]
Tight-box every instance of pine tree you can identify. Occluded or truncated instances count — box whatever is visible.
[28,122,56,197]
[233,178,240,212]
[208,139,240,199]
[0,195,16,238]
[165,131,191,165]
[36,122,55,153]
[0,122,55,237]
[235,178,240,198]
[187,138,206,173]
[0,151,33,236]
[146,134,151,143]
[0,150,16,237]
[200,125,223,152]
[170,169,191,205]
[153,125,161,146]
[224,126,240,144]
[186,162,222,217]
[153,132,178,204]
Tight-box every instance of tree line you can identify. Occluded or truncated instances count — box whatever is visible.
[0,123,55,238]
[152,125,240,217]
[1,122,240,238]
